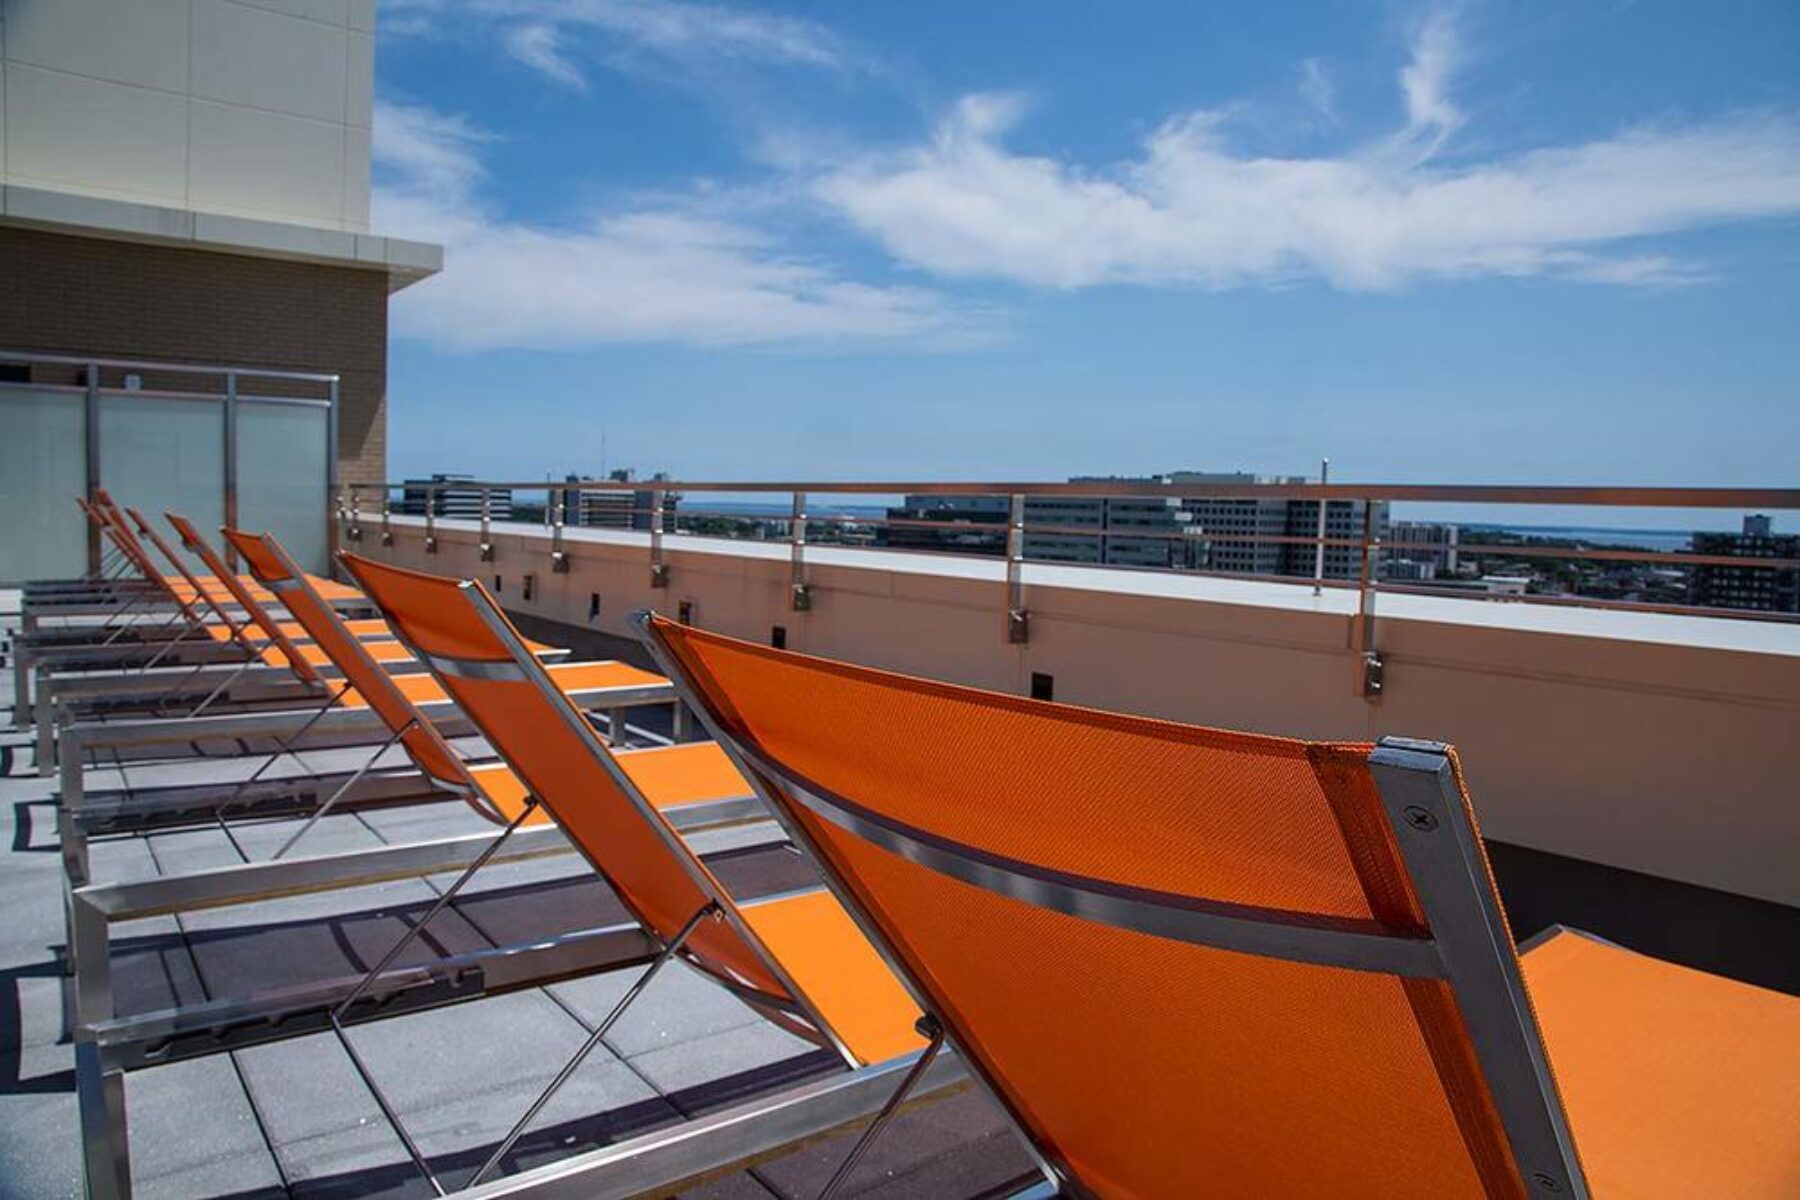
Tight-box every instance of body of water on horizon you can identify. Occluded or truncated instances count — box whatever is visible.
[681,502,1707,551]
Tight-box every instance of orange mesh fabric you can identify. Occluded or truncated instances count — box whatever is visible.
[225,530,476,797]
[653,618,1532,1199]
[90,500,206,624]
[166,513,323,686]
[127,509,250,646]
[340,554,791,1004]
[1523,931,1800,1198]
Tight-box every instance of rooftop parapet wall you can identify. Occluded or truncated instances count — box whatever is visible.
[359,515,1800,911]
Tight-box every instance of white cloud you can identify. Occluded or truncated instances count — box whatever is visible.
[1298,58,1336,125]
[373,102,985,351]
[504,23,588,91]
[384,0,851,80]
[372,102,490,195]
[814,16,1800,292]
[558,0,848,68]
[1396,9,1463,160]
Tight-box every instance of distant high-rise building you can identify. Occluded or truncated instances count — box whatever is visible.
[1169,472,1388,580]
[400,474,510,520]
[1386,521,1461,580]
[880,488,1194,568]
[880,495,1009,555]
[879,472,1382,578]
[1687,515,1799,613]
[560,470,678,532]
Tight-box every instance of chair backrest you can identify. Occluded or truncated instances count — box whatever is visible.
[639,615,1590,1200]
[126,508,254,649]
[164,513,324,687]
[84,495,205,624]
[338,553,815,1022]
[76,496,129,570]
[222,528,501,818]
[88,493,159,580]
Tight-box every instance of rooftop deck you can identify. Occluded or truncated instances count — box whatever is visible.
[7,478,1797,1198]
[0,593,1038,1198]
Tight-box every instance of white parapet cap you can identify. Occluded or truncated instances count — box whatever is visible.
[0,183,442,292]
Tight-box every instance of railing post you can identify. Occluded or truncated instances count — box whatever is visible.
[478,486,493,560]
[1313,457,1330,597]
[380,487,393,546]
[223,371,239,570]
[1006,493,1029,643]
[1356,497,1383,699]
[552,486,570,572]
[423,486,437,554]
[326,376,341,565]
[347,486,364,543]
[84,361,102,575]
[649,487,669,588]
[790,491,812,610]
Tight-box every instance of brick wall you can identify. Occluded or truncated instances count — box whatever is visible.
[0,225,389,484]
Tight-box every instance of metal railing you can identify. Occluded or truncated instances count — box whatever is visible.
[339,478,1800,698]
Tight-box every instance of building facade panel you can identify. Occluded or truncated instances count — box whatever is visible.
[191,0,351,125]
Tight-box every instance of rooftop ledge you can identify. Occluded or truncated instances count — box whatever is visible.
[379,512,1799,911]
[0,182,442,291]
[415,514,1800,661]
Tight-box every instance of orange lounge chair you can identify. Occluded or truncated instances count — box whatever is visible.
[219,528,755,857]
[93,489,359,606]
[638,615,1800,1200]
[338,552,928,1193]
[123,507,396,668]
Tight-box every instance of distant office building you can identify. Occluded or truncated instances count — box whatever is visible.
[1384,558,1437,582]
[560,470,678,532]
[1031,481,1195,568]
[880,487,1194,568]
[1386,521,1461,580]
[880,473,1378,577]
[401,474,510,520]
[881,495,1009,555]
[1169,472,1388,580]
[1688,515,1799,613]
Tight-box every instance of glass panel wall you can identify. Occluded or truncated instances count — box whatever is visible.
[0,388,88,584]
[236,400,330,573]
[98,393,225,573]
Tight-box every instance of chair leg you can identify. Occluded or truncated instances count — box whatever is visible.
[465,901,719,1188]
[333,798,538,1021]
[320,800,539,1199]
[268,717,416,860]
[818,1016,947,1200]
[76,1042,132,1200]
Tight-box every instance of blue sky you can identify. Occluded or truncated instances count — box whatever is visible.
[372,1,1799,528]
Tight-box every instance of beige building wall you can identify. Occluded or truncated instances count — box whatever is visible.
[0,0,438,486]
[1,0,376,230]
